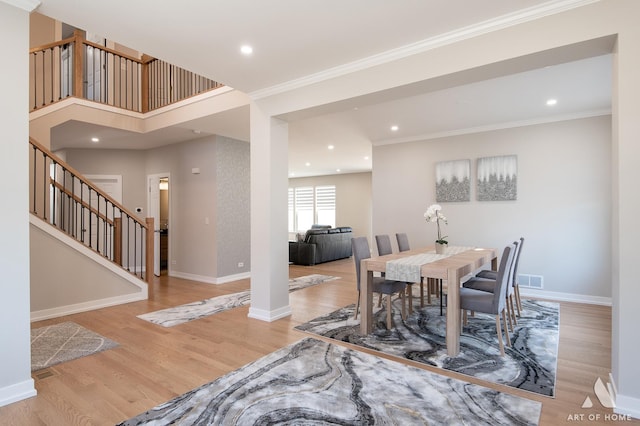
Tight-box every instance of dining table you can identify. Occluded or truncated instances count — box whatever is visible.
[359,245,498,357]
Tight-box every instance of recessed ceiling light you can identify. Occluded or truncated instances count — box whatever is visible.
[364,156,369,160]
[240,45,253,55]
[336,169,341,172]
[91,137,99,143]
[390,125,399,132]
[305,162,311,167]
[328,145,334,150]
[546,99,557,106]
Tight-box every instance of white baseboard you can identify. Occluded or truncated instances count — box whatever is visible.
[519,288,611,306]
[169,270,251,285]
[0,379,37,408]
[31,292,147,322]
[610,373,640,419]
[247,305,292,322]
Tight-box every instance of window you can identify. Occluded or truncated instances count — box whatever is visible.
[288,185,336,232]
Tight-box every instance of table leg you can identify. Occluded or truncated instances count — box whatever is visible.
[446,267,461,356]
[359,263,373,334]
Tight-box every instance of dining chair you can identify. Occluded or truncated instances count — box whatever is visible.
[463,240,519,331]
[459,243,516,356]
[472,237,524,325]
[352,237,407,330]
[395,233,429,308]
[377,234,416,313]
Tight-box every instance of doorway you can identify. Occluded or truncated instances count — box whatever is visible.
[147,173,170,276]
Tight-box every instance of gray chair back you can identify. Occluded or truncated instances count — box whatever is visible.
[492,243,517,312]
[352,237,371,292]
[396,233,410,252]
[375,234,393,256]
[511,237,524,288]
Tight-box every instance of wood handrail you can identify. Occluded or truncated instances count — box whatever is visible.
[29,137,147,231]
[49,179,115,226]
[29,36,75,54]
[82,39,143,64]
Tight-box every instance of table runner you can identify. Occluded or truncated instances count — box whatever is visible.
[385,246,476,282]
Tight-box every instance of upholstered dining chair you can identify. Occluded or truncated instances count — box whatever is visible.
[352,237,407,330]
[459,244,516,356]
[463,240,519,331]
[476,237,525,315]
[396,232,411,252]
[469,238,524,327]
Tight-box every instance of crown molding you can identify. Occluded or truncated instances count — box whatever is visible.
[250,0,600,100]
[373,108,611,146]
[1,0,41,12]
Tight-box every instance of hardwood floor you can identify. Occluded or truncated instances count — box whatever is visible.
[1,259,636,425]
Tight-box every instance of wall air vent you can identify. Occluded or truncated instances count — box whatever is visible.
[518,273,544,289]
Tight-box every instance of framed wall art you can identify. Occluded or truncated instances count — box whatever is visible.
[477,155,517,201]
[435,159,470,202]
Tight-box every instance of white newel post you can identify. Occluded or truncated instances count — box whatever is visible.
[248,100,292,321]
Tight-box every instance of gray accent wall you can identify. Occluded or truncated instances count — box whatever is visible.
[372,115,611,300]
[215,136,250,277]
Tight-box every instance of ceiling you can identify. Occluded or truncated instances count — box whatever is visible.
[37,0,612,177]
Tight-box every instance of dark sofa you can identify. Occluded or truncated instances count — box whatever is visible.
[289,226,353,266]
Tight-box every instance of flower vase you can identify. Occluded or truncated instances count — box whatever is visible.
[435,242,447,254]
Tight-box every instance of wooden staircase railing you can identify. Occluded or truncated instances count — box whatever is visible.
[29,137,154,292]
[29,30,223,113]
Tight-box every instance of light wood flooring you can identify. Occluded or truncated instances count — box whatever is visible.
[1,258,636,425]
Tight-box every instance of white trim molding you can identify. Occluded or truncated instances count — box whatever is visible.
[519,288,611,306]
[31,292,147,322]
[0,379,36,408]
[247,305,292,322]
[250,0,599,99]
[169,270,251,285]
[609,373,640,420]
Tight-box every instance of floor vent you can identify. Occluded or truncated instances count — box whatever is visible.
[518,273,544,289]
[33,369,55,381]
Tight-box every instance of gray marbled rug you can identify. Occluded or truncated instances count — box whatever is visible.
[118,338,541,425]
[295,299,558,397]
[31,322,118,371]
[138,274,339,327]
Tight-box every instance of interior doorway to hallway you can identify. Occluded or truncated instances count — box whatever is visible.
[147,173,170,276]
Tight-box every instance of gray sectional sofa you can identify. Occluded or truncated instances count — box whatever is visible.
[289,226,353,266]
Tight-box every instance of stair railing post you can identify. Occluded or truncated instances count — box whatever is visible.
[114,217,122,265]
[73,29,84,98]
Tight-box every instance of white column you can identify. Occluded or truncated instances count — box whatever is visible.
[611,21,640,417]
[0,0,37,407]
[248,100,291,321]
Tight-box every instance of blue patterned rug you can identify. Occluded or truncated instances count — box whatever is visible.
[295,298,558,397]
[118,338,540,425]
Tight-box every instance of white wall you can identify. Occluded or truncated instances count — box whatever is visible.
[373,116,611,301]
[0,0,36,407]
[289,172,372,241]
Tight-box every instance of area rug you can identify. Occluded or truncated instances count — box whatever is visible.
[31,322,119,371]
[295,298,558,397]
[118,337,541,425]
[138,274,339,327]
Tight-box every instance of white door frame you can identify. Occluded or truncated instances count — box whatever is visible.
[147,173,170,276]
